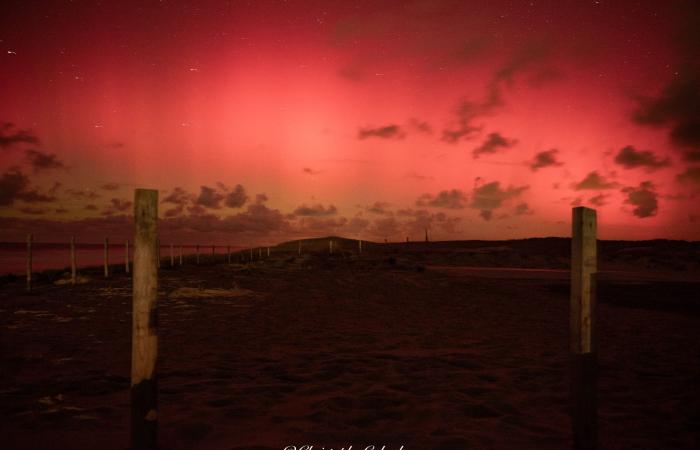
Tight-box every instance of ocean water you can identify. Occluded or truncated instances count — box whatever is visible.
[0,243,238,275]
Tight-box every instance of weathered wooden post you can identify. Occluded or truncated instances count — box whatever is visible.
[358,239,362,254]
[179,245,183,266]
[104,237,110,278]
[131,188,159,450]
[267,247,270,257]
[195,244,200,265]
[156,238,160,269]
[227,245,231,264]
[329,240,333,255]
[126,239,130,274]
[26,233,32,292]
[170,244,174,267]
[258,247,262,259]
[570,206,598,450]
[70,236,77,285]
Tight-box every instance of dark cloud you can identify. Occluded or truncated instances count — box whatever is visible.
[408,118,433,135]
[613,145,671,171]
[514,202,533,215]
[0,122,39,149]
[470,181,529,220]
[631,5,700,161]
[224,184,248,208]
[441,85,502,143]
[25,149,65,172]
[529,148,563,171]
[676,167,700,185]
[293,203,338,217]
[196,185,224,209]
[366,201,391,215]
[573,171,618,190]
[622,181,658,218]
[102,198,133,216]
[0,168,56,205]
[302,167,322,175]
[589,193,610,207]
[416,189,468,209]
[0,169,30,206]
[357,124,405,140]
[472,132,517,158]
[163,187,191,205]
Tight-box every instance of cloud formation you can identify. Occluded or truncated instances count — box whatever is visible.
[613,145,671,171]
[416,189,468,209]
[622,181,658,218]
[529,148,563,171]
[676,167,700,185]
[0,123,39,149]
[25,149,66,172]
[224,184,248,208]
[470,181,529,220]
[0,168,56,206]
[293,203,338,217]
[357,124,404,140]
[573,171,618,190]
[472,132,517,158]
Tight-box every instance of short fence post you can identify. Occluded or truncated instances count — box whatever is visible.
[298,240,302,255]
[131,188,159,450]
[570,206,598,450]
[358,239,362,254]
[26,233,32,292]
[329,240,333,255]
[267,247,270,257]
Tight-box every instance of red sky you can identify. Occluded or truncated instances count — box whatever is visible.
[1,0,699,244]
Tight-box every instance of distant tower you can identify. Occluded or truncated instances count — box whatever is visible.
[425,228,429,242]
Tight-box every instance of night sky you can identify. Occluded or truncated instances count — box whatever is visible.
[1,0,699,244]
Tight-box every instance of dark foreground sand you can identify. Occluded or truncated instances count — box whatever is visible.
[1,244,699,449]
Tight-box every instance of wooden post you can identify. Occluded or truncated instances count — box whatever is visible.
[298,240,302,255]
[156,238,160,269]
[358,239,362,254]
[570,206,598,450]
[329,240,333,255]
[211,244,215,262]
[70,236,77,285]
[131,188,159,450]
[258,247,262,259]
[26,233,32,292]
[104,237,109,278]
[179,245,183,266]
[227,245,231,264]
[170,244,174,267]
[267,247,270,257]
[250,248,253,260]
[196,244,200,265]
[425,228,429,242]
[126,240,130,274]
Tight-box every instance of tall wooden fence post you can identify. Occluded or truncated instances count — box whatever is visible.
[70,236,77,285]
[570,206,598,450]
[26,233,32,292]
[104,237,110,278]
[131,188,159,450]
[126,240,130,274]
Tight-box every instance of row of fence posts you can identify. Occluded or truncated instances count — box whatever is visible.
[23,238,298,292]
[24,199,598,449]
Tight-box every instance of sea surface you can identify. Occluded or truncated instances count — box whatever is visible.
[0,242,239,275]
